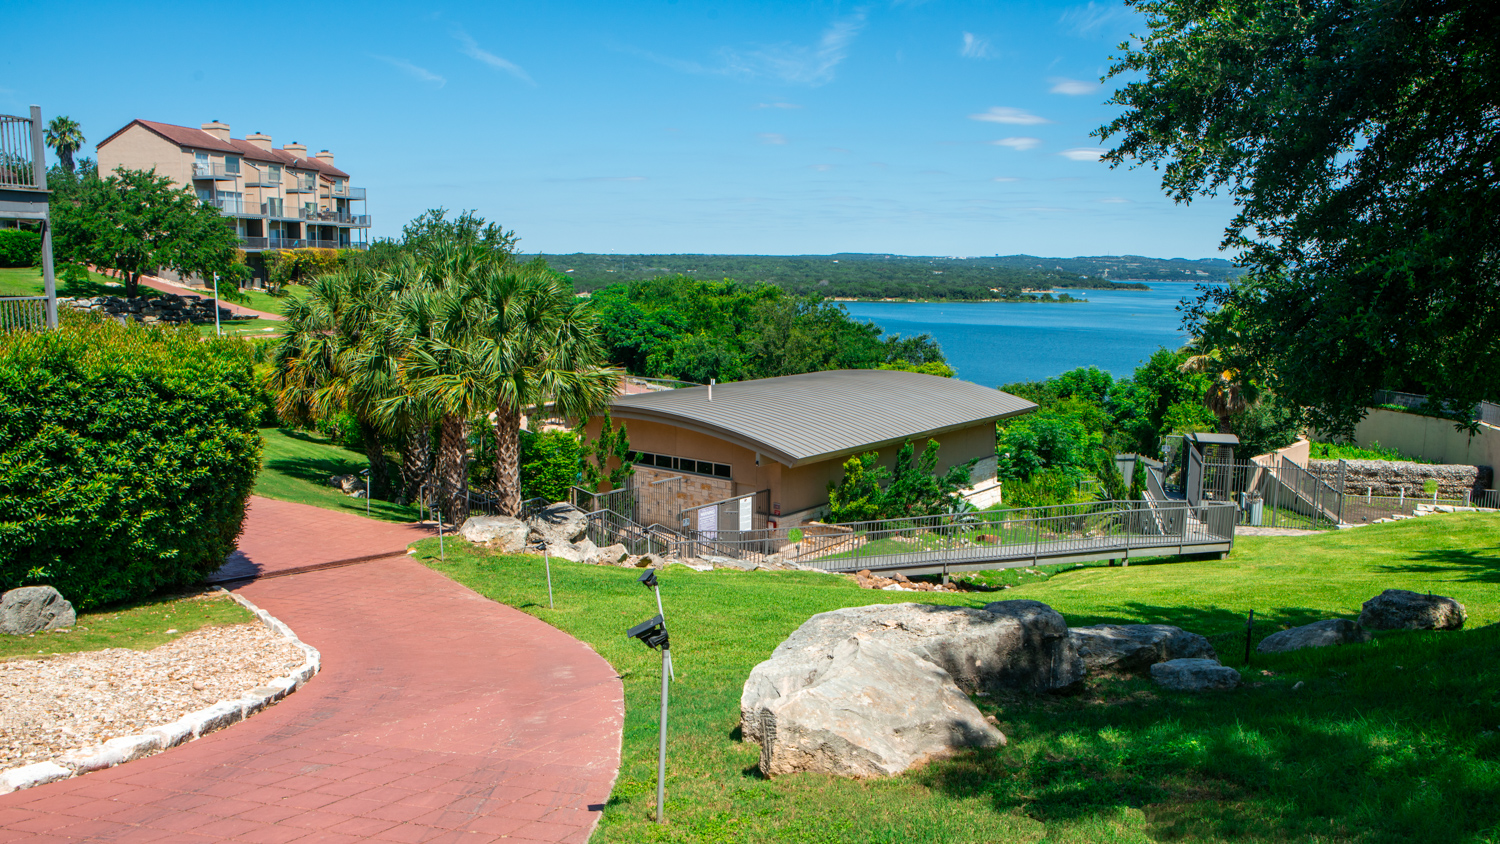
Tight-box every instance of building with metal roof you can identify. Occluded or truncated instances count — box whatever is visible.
[595,369,1034,530]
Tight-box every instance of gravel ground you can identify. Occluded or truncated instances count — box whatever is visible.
[0,622,304,769]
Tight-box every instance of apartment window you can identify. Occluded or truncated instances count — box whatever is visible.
[196,187,212,202]
[631,451,731,479]
[225,156,240,175]
[267,197,283,217]
[269,165,281,183]
[195,152,208,165]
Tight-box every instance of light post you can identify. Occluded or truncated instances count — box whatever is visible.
[212,273,222,337]
[626,614,671,824]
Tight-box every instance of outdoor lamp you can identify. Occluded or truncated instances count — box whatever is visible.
[626,613,673,824]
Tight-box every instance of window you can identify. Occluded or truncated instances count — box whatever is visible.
[631,451,731,479]
[225,156,240,175]
[268,165,281,184]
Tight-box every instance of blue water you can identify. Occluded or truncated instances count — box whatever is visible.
[843,281,1217,388]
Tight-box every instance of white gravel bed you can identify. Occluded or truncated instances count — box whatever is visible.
[1,622,304,769]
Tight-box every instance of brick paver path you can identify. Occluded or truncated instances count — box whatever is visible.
[213,496,437,582]
[0,504,625,843]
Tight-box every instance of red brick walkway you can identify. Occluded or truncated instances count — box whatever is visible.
[0,505,624,843]
[213,497,437,582]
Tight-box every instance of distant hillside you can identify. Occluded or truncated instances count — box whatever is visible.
[534,253,1161,301]
[988,254,1244,282]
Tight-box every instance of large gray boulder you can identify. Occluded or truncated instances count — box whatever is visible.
[1,586,75,635]
[742,600,1082,746]
[1357,589,1466,631]
[458,515,530,553]
[755,636,1004,779]
[527,502,589,546]
[1150,658,1240,692]
[1257,618,1371,653]
[1069,624,1217,674]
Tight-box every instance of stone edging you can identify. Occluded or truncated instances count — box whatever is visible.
[0,588,320,796]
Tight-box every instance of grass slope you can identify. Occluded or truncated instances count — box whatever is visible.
[255,428,421,523]
[0,266,139,299]
[0,591,252,661]
[415,513,1500,844]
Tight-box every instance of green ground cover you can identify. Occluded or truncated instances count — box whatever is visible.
[417,512,1500,843]
[0,591,252,661]
[196,320,282,339]
[254,427,421,523]
[1310,440,1433,463]
[0,266,139,299]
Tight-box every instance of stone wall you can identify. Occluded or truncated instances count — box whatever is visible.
[1308,459,1492,498]
[633,465,734,529]
[60,294,259,326]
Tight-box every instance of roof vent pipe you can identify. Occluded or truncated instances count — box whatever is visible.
[709,379,714,401]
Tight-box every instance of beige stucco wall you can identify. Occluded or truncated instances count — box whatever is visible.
[1348,408,1500,472]
[98,125,190,186]
[590,413,999,526]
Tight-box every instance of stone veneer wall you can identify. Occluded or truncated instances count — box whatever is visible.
[1308,459,1492,498]
[633,465,734,529]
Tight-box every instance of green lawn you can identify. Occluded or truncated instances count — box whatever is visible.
[0,265,140,299]
[1309,440,1433,464]
[196,320,283,339]
[254,427,421,523]
[0,591,253,661]
[416,513,1500,843]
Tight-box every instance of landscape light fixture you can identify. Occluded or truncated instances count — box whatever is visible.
[626,613,672,824]
[638,569,673,680]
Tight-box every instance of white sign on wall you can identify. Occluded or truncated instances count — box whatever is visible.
[738,496,753,531]
[698,504,718,539]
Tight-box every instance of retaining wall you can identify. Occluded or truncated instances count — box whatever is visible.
[1308,459,1491,498]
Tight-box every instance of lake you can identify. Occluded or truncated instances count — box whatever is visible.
[842,281,1217,388]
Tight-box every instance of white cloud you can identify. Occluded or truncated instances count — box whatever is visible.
[1059,2,1137,38]
[630,11,867,86]
[758,133,787,145]
[455,32,535,85]
[991,137,1040,150]
[1049,77,1097,95]
[960,32,994,59]
[755,102,803,109]
[371,55,446,87]
[811,164,833,171]
[1058,147,1104,161]
[993,177,1019,182]
[552,176,647,183]
[1098,197,1131,203]
[969,106,1050,125]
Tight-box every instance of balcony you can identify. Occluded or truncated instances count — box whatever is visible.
[192,161,236,180]
[205,196,258,216]
[324,184,366,201]
[260,203,300,220]
[285,174,317,193]
[245,170,282,188]
[297,208,372,227]
[238,236,367,252]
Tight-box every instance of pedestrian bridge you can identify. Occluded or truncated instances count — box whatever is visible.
[588,499,1238,578]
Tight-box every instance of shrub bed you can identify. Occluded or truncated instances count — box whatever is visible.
[0,229,42,268]
[0,314,263,608]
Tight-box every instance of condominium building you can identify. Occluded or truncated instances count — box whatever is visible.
[97,119,370,253]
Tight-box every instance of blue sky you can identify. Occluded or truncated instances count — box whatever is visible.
[5,0,1236,259]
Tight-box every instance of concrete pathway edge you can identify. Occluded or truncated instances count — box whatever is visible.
[0,590,319,796]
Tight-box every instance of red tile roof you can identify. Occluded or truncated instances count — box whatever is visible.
[98,119,239,153]
[98,119,352,178]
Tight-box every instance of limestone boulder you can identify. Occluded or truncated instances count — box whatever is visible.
[542,541,585,563]
[458,515,530,553]
[1357,589,1466,631]
[755,636,1004,778]
[575,538,601,564]
[1150,658,1240,692]
[1,586,76,635]
[1069,624,1217,674]
[742,600,1082,745]
[598,544,630,565]
[328,474,365,495]
[528,502,590,546]
[1256,618,1371,653]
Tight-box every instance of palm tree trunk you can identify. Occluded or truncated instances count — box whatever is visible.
[437,415,470,525]
[492,407,523,517]
[358,419,387,500]
[401,422,432,505]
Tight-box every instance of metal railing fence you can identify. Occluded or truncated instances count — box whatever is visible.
[0,113,40,189]
[0,296,48,331]
[1373,389,1500,427]
[584,508,681,557]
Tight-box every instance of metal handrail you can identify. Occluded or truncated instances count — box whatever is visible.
[0,296,48,331]
[0,113,40,189]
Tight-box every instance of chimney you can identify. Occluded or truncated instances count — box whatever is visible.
[283,141,307,158]
[315,149,336,166]
[245,132,273,151]
[201,120,231,141]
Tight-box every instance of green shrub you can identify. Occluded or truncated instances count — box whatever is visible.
[0,228,42,267]
[0,314,263,608]
[519,429,584,503]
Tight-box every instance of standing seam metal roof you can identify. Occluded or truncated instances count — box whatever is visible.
[608,369,1035,466]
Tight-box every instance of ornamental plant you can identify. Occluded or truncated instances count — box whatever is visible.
[0,314,262,608]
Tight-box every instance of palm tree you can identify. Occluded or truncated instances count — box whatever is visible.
[1179,348,1256,434]
[45,116,84,174]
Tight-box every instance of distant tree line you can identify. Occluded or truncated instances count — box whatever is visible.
[540,253,1152,300]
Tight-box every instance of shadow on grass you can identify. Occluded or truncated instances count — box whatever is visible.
[915,624,1500,843]
[1380,545,1500,585]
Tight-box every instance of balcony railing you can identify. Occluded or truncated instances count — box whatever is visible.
[286,174,317,193]
[297,208,372,226]
[260,203,300,220]
[239,237,368,251]
[324,185,366,201]
[191,162,236,180]
[246,170,282,187]
[0,111,42,190]
[205,196,257,215]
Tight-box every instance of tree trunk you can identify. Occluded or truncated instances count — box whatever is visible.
[124,271,139,299]
[358,419,387,500]
[437,415,471,526]
[492,407,523,517]
[401,422,432,505]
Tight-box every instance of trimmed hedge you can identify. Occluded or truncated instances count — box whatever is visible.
[0,228,42,268]
[0,314,263,608]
